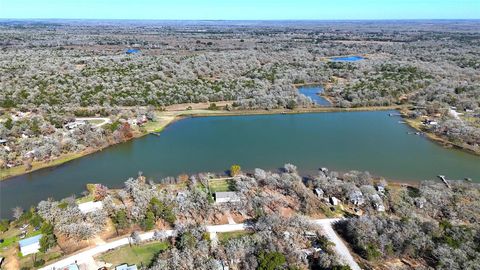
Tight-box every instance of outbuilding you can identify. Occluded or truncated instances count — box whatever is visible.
[19,234,42,256]
[214,192,240,203]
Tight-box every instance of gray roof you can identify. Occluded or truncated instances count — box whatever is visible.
[215,192,239,199]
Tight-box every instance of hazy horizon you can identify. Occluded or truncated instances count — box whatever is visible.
[1,0,479,21]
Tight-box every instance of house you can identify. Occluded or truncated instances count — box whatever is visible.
[78,201,103,214]
[116,264,138,270]
[214,192,241,203]
[0,139,7,145]
[320,167,328,173]
[414,197,426,209]
[376,185,386,194]
[423,119,438,126]
[19,234,42,256]
[348,190,365,206]
[65,121,85,130]
[314,188,324,197]
[370,194,385,212]
[329,196,340,206]
[59,263,80,270]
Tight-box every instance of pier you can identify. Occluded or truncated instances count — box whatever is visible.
[437,175,451,189]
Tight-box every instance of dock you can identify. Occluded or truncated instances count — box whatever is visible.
[437,175,451,189]
[152,132,161,137]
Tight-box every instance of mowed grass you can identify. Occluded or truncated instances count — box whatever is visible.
[98,241,169,267]
[208,178,235,192]
[0,229,42,249]
[218,231,253,243]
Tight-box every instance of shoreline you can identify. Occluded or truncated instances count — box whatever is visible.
[398,110,480,157]
[1,104,477,181]
[0,105,401,181]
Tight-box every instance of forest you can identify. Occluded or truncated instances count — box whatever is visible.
[2,164,479,269]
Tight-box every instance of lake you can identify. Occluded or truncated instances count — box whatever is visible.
[298,86,331,106]
[1,111,479,218]
[331,56,364,62]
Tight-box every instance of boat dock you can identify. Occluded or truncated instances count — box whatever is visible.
[437,175,451,189]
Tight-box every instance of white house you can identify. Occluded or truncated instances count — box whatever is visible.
[329,196,341,206]
[19,234,42,256]
[314,188,324,197]
[214,192,241,203]
[78,201,103,214]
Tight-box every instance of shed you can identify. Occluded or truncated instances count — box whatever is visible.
[78,201,103,214]
[19,234,42,256]
[329,196,340,206]
[314,188,324,197]
[214,192,240,203]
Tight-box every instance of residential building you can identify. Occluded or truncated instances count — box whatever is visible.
[19,234,42,256]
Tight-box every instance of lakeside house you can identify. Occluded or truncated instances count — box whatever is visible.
[116,263,138,270]
[19,234,42,256]
[78,201,103,214]
[348,190,365,206]
[370,194,385,212]
[214,192,241,203]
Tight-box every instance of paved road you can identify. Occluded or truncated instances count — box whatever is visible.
[314,219,361,270]
[40,219,360,270]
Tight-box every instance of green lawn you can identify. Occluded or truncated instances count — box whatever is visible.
[98,241,169,267]
[0,229,42,249]
[209,179,235,192]
[218,231,252,243]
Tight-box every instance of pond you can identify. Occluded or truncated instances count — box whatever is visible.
[298,86,331,106]
[331,56,364,62]
[1,111,479,218]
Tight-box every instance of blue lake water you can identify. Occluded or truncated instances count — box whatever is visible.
[331,56,364,62]
[298,86,331,106]
[1,111,479,218]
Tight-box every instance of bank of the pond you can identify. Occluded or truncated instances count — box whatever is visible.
[1,110,479,219]
[0,106,403,181]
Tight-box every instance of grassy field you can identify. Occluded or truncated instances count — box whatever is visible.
[217,231,252,243]
[208,178,235,192]
[98,241,169,267]
[0,151,86,180]
[0,228,42,249]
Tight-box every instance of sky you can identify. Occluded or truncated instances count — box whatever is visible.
[0,0,479,20]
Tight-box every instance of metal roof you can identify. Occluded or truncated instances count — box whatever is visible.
[18,234,42,247]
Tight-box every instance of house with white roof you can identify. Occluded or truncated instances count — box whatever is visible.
[78,201,103,214]
[214,192,241,203]
[19,234,42,256]
[116,264,138,270]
